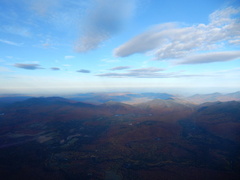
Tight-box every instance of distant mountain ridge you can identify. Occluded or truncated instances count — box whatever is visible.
[187,91,240,104]
[68,92,175,104]
[0,91,240,106]
[19,97,95,107]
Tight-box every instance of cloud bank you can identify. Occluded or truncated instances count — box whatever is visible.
[75,0,136,52]
[114,7,240,64]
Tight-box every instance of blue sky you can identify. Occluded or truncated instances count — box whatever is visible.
[0,0,240,95]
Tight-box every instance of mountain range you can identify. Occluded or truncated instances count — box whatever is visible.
[0,94,239,180]
[186,91,240,104]
[1,91,240,106]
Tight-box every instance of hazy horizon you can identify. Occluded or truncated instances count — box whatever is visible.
[0,87,239,97]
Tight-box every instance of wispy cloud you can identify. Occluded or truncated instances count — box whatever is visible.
[1,0,136,52]
[109,66,131,70]
[97,71,203,78]
[51,67,60,71]
[114,7,240,64]
[14,63,44,70]
[39,38,56,49]
[28,0,60,16]
[212,67,240,76]
[228,39,240,45]
[24,0,87,35]
[0,39,22,46]
[64,55,75,59]
[75,0,136,52]
[101,59,120,63]
[97,65,240,79]
[176,51,240,64]
[97,67,172,78]
[77,69,91,73]
[129,67,165,73]
[1,25,32,37]
[62,64,72,67]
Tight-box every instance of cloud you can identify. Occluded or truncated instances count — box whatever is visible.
[75,0,136,52]
[40,39,55,49]
[1,25,32,37]
[109,66,131,70]
[114,23,178,57]
[97,71,203,78]
[62,64,72,67]
[25,0,87,32]
[14,63,43,70]
[97,67,170,78]
[64,55,75,59]
[77,69,91,73]
[51,67,60,71]
[114,7,240,63]
[213,67,240,75]
[101,59,120,63]
[2,0,135,52]
[0,39,22,46]
[42,43,51,48]
[28,0,60,16]
[176,51,240,64]
[129,67,165,73]
[229,39,240,45]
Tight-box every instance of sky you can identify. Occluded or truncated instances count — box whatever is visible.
[0,0,240,95]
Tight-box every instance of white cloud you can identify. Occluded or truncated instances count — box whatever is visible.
[114,7,240,64]
[75,0,136,52]
[64,55,75,59]
[114,22,179,57]
[0,39,22,46]
[229,38,240,45]
[176,51,240,64]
